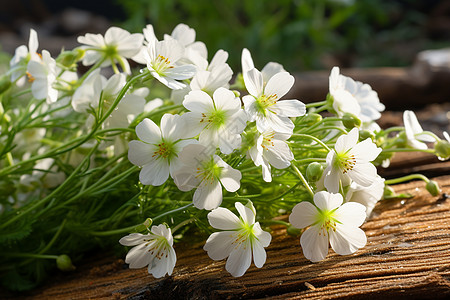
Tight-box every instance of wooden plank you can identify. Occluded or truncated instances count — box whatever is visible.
[6,176,450,299]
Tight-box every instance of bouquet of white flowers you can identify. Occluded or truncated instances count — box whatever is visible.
[0,24,448,290]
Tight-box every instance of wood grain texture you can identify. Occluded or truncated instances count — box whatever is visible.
[6,175,449,299]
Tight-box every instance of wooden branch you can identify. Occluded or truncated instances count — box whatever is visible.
[6,176,450,299]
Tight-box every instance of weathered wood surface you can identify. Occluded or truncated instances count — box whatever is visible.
[5,174,450,300]
[289,63,450,110]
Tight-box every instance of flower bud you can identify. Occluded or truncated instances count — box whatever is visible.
[359,130,375,141]
[56,254,76,271]
[0,75,11,95]
[383,185,396,198]
[434,140,450,161]
[286,225,302,236]
[426,180,441,197]
[300,113,322,126]
[232,90,241,98]
[306,162,324,183]
[342,112,361,130]
[233,73,246,90]
[134,218,153,232]
[57,48,85,68]
[373,151,393,167]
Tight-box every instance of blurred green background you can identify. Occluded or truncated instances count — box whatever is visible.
[115,0,449,71]
[1,0,449,72]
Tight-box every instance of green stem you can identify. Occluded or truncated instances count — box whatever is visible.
[10,89,32,99]
[90,224,140,237]
[291,164,314,197]
[291,133,332,151]
[305,101,326,108]
[0,143,99,229]
[294,158,326,165]
[381,148,435,154]
[385,174,429,185]
[153,203,194,222]
[2,253,58,260]
[39,219,67,255]
[259,219,290,226]
[383,126,404,135]
[172,218,194,233]
[78,58,107,82]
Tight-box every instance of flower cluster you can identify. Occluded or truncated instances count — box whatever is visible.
[1,23,448,288]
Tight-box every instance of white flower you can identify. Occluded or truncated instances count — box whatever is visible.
[171,49,233,104]
[144,37,196,90]
[20,158,65,189]
[134,23,207,68]
[119,224,176,278]
[71,69,104,113]
[323,128,381,193]
[77,26,144,74]
[444,131,450,143]
[166,23,208,67]
[72,71,127,114]
[346,176,385,218]
[190,50,233,94]
[289,191,367,262]
[247,130,294,182]
[128,115,197,186]
[203,201,272,277]
[241,48,285,84]
[10,28,40,86]
[27,50,58,104]
[329,67,384,122]
[173,144,241,210]
[182,87,247,154]
[403,110,435,150]
[242,68,306,134]
[105,94,145,129]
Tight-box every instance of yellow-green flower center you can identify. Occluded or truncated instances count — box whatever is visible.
[197,157,223,183]
[152,55,173,75]
[333,150,356,174]
[255,94,278,116]
[153,141,175,160]
[145,236,170,260]
[316,209,338,234]
[261,132,275,150]
[102,45,118,58]
[200,109,226,129]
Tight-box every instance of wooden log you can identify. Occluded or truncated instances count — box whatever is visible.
[288,62,450,111]
[5,175,450,299]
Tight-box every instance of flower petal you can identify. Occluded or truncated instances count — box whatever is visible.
[252,238,267,268]
[136,118,161,144]
[289,201,318,229]
[235,202,255,225]
[334,202,367,227]
[128,140,156,166]
[119,233,146,246]
[329,224,367,255]
[314,191,343,211]
[193,179,222,210]
[244,68,263,98]
[225,239,252,277]
[264,72,294,99]
[204,231,240,260]
[300,226,329,262]
[271,100,306,117]
[207,207,241,230]
[139,159,170,186]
